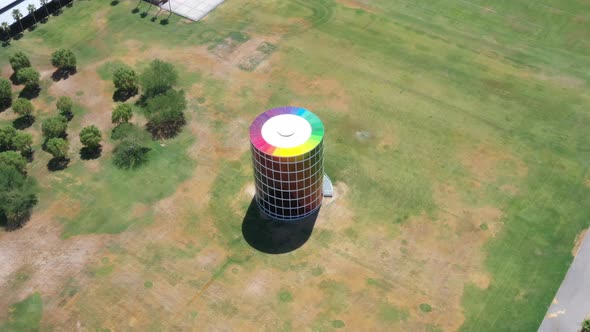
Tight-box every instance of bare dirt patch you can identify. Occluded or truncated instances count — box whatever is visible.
[462,145,527,185]
[335,0,376,13]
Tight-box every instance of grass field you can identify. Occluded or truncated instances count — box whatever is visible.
[1,0,589,330]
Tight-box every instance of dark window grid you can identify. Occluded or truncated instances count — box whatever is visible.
[257,199,320,214]
[253,162,324,180]
[253,169,324,188]
[257,187,323,205]
[256,202,321,220]
[255,177,323,195]
[253,151,323,169]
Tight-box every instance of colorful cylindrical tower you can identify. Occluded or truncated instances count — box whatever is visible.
[249,106,325,221]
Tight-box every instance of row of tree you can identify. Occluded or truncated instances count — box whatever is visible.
[1,0,68,42]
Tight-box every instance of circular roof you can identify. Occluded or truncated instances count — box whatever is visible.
[250,106,324,157]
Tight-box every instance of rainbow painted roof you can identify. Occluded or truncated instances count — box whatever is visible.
[250,107,324,157]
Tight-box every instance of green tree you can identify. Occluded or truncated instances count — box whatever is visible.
[0,126,17,151]
[16,67,40,89]
[79,125,102,149]
[8,52,31,73]
[0,151,27,174]
[582,319,590,332]
[12,98,33,118]
[41,115,67,139]
[11,9,23,34]
[40,0,49,17]
[45,137,68,159]
[113,66,138,93]
[0,78,11,108]
[112,103,133,125]
[27,4,36,24]
[113,140,150,169]
[1,22,10,40]
[51,48,76,71]
[145,89,186,138]
[13,132,33,154]
[139,59,178,98]
[0,164,38,229]
[56,96,73,120]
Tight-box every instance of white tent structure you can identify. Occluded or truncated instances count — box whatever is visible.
[156,0,224,22]
[0,0,55,26]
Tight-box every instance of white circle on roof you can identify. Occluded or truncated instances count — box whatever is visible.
[261,114,312,148]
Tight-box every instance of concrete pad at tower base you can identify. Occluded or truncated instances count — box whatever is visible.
[160,0,225,22]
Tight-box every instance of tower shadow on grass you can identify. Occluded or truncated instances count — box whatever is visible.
[241,199,319,254]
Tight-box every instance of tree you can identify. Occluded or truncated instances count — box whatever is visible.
[113,66,138,94]
[16,67,40,89]
[145,89,187,138]
[12,132,32,154]
[40,0,49,17]
[27,4,36,24]
[112,103,133,125]
[582,319,590,332]
[0,78,11,108]
[139,59,178,98]
[8,52,31,73]
[56,96,73,120]
[0,164,38,229]
[41,115,67,139]
[45,137,68,159]
[79,125,102,149]
[0,151,27,174]
[1,22,10,40]
[113,140,150,169]
[12,98,33,118]
[12,9,23,34]
[51,48,76,71]
[0,126,17,151]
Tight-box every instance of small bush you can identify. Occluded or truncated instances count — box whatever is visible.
[113,140,150,169]
[8,52,31,73]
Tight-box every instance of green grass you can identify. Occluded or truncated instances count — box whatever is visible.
[0,293,43,332]
[51,131,195,237]
[2,0,590,330]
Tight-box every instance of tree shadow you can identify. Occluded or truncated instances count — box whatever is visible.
[12,115,35,129]
[22,149,34,162]
[9,72,19,85]
[27,25,37,32]
[110,0,120,5]
[60,110,74,121]
[113,88,137,102]
[241,199,319,254]
[47,157,70,171]
[1,41,10,48]
[0,209,34,231]
[140,12,148,18]
[132,8,140,13]
[80,146,102,160]
[0,100,11,112]
[18,86,41,100]
[51,68,76,81]
[160,18,170,25]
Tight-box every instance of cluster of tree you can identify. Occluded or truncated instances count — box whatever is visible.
[8,52,40,95]
[108,59,187,169]
[0,126,37,230]
[139,59,186,138]
[51,48,77,78]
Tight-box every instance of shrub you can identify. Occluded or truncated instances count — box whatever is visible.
[16,67,40,88]
[0,126,17,151]
[45,137,69,159]
[8,52,31,73]
[0,164,38,230]
[139,59,178,98]
[113,140,150,169]
[51,48,77,71]
[111,103,133,125]
[41,115,67,139]
[113,66,138,93]
[145,89,187,138]
[12,132,32,154]
[0,151,27,174]
[0,78,12,108]
[79,125,102,149]
[56,96,73,120]
[582,319,590,332]
[12,98,33,117]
